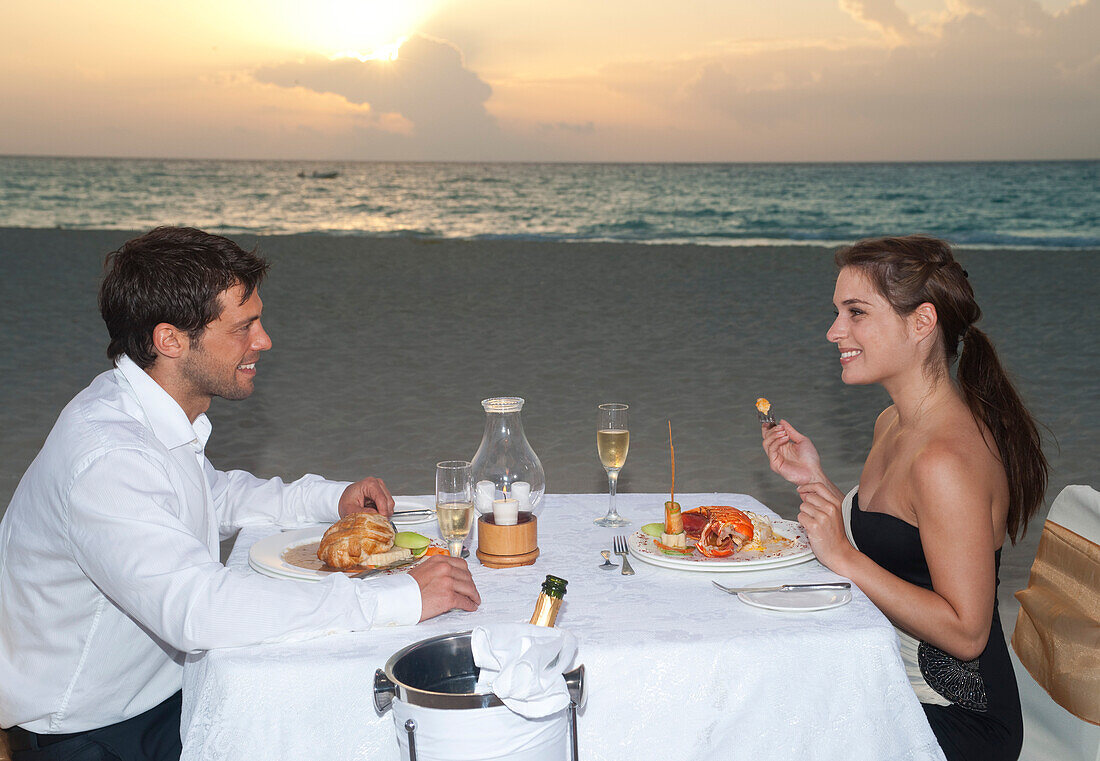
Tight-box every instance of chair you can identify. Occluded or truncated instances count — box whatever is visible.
[1011,484,1100,761]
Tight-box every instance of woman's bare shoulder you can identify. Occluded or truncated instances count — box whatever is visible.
[910,436,974,483]
[908,425,1004,520]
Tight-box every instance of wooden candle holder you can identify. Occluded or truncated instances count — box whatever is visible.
[475,512,539,568]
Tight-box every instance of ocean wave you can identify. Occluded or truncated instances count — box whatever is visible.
[13,222,1098,250]
[577,219,656,234]
[938,231,1100,249]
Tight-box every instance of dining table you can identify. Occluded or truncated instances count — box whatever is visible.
[180,492,947,761]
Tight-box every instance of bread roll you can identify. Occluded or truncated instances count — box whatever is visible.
[317,513,395,569]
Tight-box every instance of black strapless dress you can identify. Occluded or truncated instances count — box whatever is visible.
[849,492,1023,761]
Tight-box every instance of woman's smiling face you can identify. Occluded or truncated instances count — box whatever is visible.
[826,266,920,386]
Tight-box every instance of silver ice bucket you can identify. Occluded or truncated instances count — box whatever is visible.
[374,630,585,761]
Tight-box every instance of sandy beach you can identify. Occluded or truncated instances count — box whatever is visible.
[1,227,1097,623]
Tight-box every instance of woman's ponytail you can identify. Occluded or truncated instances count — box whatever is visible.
[957,326,1047,543]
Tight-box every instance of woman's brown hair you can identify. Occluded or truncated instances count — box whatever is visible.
[834,235,1048,543]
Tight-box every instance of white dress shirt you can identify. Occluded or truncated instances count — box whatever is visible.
[0,356,421,733]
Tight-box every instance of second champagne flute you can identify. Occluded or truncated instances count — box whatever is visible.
[594,403,630,527]
[436,460,474,557]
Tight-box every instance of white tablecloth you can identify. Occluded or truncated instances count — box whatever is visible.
[181,493,946,761]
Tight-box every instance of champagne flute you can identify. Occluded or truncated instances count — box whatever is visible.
[436,460,474,557]
[594,403,630,527]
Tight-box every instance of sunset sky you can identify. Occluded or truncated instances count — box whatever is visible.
[2,0,1097,161]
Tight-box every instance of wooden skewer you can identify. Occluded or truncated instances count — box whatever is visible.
[668,420,675,506]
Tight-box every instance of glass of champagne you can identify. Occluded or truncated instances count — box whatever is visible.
[436,461,474,557]
[594,403,630,527]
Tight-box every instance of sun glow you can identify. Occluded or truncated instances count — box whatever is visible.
[331,37,406,62]
[283,0,435,57]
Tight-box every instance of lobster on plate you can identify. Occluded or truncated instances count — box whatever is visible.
[681,506,756,558]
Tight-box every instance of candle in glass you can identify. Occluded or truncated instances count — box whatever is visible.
[511,481,531,513]
[492,498,519,526]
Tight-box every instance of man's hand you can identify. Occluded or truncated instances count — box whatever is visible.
[339,477,395,517]
[407,556,481,621]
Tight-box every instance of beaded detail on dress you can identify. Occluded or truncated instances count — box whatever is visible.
[917,641,988,711]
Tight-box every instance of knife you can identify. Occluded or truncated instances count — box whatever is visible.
[712,581,851,595]
[353,556,420,579]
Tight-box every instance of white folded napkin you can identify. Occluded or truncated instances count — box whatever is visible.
[471,623,579,718]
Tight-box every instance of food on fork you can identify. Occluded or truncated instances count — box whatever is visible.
[317,513,399,569]
[755,397,777,428]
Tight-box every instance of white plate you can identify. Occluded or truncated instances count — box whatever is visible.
[250,527,339,581]
[737,588,852,612]
[248,525,437,582]
[391,498,436,526]
[626,519,814,573]
[248,555,319,582]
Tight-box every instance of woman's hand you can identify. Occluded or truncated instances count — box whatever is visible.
[796,481,854,573]
[762,420,824,486]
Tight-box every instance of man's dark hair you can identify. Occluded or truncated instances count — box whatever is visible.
[99,227,270,369]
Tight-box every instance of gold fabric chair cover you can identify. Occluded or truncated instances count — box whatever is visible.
[1013,518,1100,725]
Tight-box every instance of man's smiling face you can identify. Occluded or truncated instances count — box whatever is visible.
[179,283,272,405]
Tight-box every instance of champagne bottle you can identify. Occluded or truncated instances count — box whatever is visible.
[529,574,568,627]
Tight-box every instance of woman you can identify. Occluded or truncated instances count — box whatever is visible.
[762,235,1047,761]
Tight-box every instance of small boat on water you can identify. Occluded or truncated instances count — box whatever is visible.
[297,170,340,179]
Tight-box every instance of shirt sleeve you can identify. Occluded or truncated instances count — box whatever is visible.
[64,448,421,653]
[206,462,348,535]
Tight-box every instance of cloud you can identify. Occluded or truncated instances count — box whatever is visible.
[253,34,500,158]
[839,0,922,41]
[538,121,596,134]
[650,0,1100,159]
[226,0,1098,161]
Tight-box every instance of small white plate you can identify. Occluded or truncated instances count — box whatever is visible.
[737,588,852,612]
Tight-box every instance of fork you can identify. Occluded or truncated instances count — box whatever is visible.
[353,556,419,579]
[612,536,635,576]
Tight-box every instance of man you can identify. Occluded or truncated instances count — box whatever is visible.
[0,227,480,760]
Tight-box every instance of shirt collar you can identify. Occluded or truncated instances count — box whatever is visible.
[115,355,212,452]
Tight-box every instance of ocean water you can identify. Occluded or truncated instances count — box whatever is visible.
[1,156,1098,248]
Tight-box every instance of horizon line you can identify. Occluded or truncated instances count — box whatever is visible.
[3,153,1098,166]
